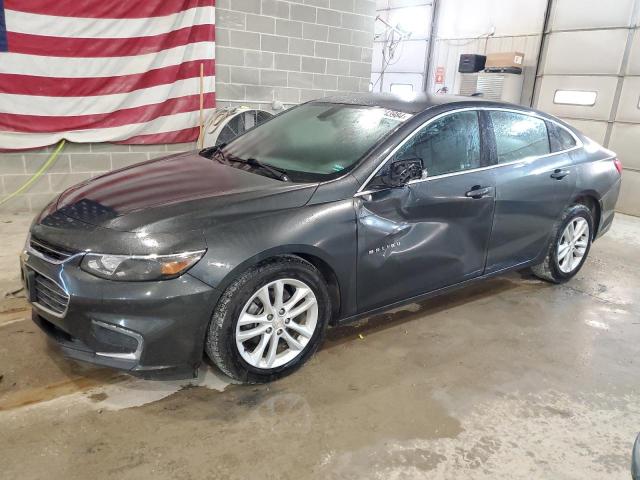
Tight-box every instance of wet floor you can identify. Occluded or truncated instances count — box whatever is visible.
[1,214,639,479]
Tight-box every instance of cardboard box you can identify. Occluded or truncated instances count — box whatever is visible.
[485,51,525,69]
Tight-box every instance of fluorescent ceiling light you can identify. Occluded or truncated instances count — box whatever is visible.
[553,90,597,106]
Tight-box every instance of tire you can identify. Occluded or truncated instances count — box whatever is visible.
[531,204,594,284]
[205,255,331,383]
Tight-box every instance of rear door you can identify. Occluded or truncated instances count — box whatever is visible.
[485,110,577,273]
[355,109,496,312]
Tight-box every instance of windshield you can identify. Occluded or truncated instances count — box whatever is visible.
[222,103,412,181]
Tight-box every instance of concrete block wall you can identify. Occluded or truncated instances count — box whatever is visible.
[0,143,194,214]
[214,0,376,111]
[0,0,376,214]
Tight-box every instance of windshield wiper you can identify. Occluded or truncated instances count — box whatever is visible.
[199,143,227,163]
[228,157,291,182]
[201,146,290,182]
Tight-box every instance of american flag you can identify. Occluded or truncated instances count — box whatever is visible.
[0,0,216,150]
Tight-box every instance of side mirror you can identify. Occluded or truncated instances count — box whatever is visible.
[382,158,424,187]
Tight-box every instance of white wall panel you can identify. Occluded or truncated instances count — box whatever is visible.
[379,5,432,39]
[618,171,640,216]
[550,0,636,30]
[381,72,424,92]
[626,29,640,75]
[609,123,640,170]
[372,2,432,93]
[436,0,546,38]
[376,0,433,9]
[559,118,608,144]
[616,77,640,123]
[536,75,619,120]
[429,34,541,104]
[383,40,428,72]
[542,30,628,75]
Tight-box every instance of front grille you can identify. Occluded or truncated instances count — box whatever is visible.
[29,237,76,262]
[32,271,70,316]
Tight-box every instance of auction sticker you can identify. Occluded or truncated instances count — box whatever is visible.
[383,110,413,122]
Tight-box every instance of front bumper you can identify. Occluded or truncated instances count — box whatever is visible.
[21,249,221,379]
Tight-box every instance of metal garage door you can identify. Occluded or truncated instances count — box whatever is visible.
[371,0,434,94]
[534,0,640,216]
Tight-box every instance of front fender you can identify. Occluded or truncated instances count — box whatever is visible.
[187,199,358,318]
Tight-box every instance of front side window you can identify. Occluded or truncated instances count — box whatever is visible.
[490,111,550,163]
[222,103,411,181]
[391,110,482,178]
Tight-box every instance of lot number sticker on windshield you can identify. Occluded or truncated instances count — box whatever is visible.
[383,110,413,122]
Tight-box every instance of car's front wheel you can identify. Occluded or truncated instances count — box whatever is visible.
[531,203,593,283]
[205,256,331,383]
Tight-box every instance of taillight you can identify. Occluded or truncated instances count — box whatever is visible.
[614,158,623,175]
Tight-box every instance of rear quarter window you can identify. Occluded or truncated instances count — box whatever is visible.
[490,111,550,163]
[547,121,577,152]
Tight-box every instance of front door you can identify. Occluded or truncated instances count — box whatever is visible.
[355,109,496,312]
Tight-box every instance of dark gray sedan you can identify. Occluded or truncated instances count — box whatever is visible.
[21,93,622,383]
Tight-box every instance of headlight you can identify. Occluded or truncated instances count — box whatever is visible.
[80,250,206,281]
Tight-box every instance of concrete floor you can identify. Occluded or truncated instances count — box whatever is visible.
[1,213,639,479]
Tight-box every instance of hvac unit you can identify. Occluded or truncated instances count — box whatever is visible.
[459,72,524,104]
[203,106,274,147]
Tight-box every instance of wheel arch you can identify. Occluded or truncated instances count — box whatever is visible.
[291,252,342,323]
[213,245,343,323]
[572,191,601,239]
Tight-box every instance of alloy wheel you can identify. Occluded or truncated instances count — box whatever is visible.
[235,278,318,369]
[557,217,590,274]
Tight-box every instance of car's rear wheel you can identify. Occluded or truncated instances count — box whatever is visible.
[205,256,330,383]
[531,204,593,283]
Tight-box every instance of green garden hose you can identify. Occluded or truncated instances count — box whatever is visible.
[0,140,66,207]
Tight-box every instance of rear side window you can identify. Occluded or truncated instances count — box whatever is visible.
[490,111,550,163]
[547,122,577,152]
[394,111,481,177]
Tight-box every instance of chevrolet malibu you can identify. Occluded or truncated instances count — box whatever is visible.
[21,93,622,383]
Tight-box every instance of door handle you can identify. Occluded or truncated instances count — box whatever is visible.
[465,186,492,199]
[550,169,570,180]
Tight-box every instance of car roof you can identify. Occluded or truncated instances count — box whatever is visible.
[317,92,510,114]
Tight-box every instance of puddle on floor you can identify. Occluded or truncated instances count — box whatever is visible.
[82,366,229,411]
[0,365,229,414]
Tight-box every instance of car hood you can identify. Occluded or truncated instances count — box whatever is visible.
[37,151,318,234]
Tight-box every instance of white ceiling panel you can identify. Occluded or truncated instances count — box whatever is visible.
[550,0,636,30]
[615,77,640,123]
[609,122,640,170]
[558,117,608,144]
[536,75,619,120]
[542,30,628,75]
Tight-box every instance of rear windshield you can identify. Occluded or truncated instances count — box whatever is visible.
[223,103,412,181]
